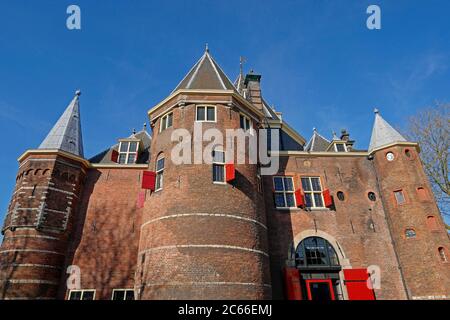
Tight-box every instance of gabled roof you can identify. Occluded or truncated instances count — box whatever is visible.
[369,109,406,152]
[305,129,331,152]
[38,91,84,158]
[172,49,237,92]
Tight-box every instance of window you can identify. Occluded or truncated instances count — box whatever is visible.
[417,187,429,201]
[301,177,324,208]
[405,229,416,239]
[196,106,216,122]
[336,191,345,201]
[386,152,395,161]
[68,290,95,300]
[155,154,165,191]
[427,216,438,231]
[438,247,448,262]
[405,149,412,159]
[295,237,339,268]
[239,114,252,132]
[212,149,225,183]
[118,141,139,164]
[273,177,296,208]
[368,192,377,201]
[112,289,135,300]
[334,143,347,152]
[394,190,406,205]
[160,112,173,132]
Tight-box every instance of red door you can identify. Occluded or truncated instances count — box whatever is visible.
[306,279,336,300]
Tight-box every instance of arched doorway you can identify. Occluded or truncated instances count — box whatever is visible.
[295,236,343,300]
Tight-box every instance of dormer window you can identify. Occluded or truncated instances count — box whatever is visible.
[334,143,347,152]
[239,114,252,132]
[160,112,173,132]
[196,106,216,122]
[118,141,139,164]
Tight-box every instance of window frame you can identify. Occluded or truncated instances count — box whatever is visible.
[333,143,347,152]
[295,236,340,269]
[118,140,139,164]
[68,289,96,300]
[111,289,135,301]
[196,105,216,122]
[393,189,407,205]
[239,113,253,133]
[155,154,165,192]
[273,176,297,209]
[212,149,226,184]
[438,247,448,263]
[159,112,173,132]
[404,228,417,239]
[301,176,325,209]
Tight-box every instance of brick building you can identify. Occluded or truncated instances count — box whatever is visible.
[1,49,449,300]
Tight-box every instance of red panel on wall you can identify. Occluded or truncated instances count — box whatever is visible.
[295,189,304,207]
[323,189,333,208]
[142,171,156,191]
[343,269,376,300]
[111,150,119,163]
[283,267,302,300]
[225,163,235,182]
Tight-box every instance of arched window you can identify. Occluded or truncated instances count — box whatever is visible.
[426,216,438,231]
[155,153,165,191]
[296,237,340,268]
[438,247,448,263]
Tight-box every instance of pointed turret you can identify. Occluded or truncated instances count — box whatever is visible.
[172,48,236,92]
[39,90,84,157]
[369,109,406,152]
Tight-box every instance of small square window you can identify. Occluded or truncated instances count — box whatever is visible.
[394,190,406,205]
[160,112,173,132]
[207,107,215,121]
[196,106,215,122]
[120,142,129,152]
[196,106,205,121]
[335,143,346,152]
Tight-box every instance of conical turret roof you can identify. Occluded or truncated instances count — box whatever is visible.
[38,90,84,157]
[369,109,406,152]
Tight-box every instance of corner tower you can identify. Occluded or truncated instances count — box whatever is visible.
[369,109,450,299]
[0,91,88,300]
[136,49,271,299]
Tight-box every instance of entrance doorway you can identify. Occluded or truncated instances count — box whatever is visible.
[306,279,335,300]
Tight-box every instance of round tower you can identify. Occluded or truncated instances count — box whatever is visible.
[0,92,87,300]
[136,51,271,299]
[369,110,450,299]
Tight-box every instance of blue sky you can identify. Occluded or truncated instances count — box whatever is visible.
[0,0,449,225]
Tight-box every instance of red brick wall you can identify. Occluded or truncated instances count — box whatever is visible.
[373,145,450,299]
[264,154,408,300]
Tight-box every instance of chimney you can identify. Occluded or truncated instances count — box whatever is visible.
[244,71,263,110]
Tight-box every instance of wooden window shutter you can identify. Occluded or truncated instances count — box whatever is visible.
[323,189,333,208]
[142,171,156,191]
[295,189,304,207]
[111,150,119,163]
[225,163,235,182]
[343,269,376,300]
[283,267,302,300]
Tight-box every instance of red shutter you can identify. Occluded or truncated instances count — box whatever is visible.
[343,269,376,300]
[111,150,119,163]
[323,189,333,208]
[136,191,146,208]
[142,171,156,191]
[283,267,302,300]
[225,163,235,182]
[295,189,304,207]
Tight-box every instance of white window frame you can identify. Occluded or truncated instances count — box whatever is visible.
[111,289,135,300]
[159,112,173,132]
[273,176,296,208]
[196,105,216,122]
[212,149,226,184]
[155,155,165,191]
[394,190,406,205]
[301,177,325,209]
[118,140,139,164]
[68,289,96,300]
[334,143,347,152]
[239,113,253,133]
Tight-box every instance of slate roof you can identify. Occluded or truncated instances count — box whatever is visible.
[369,109,406,151]
[39,91,84,157]
[305,129,331,152]
[172,49,237,92]
[89,129,152,164]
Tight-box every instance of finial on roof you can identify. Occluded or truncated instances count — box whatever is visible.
[313,127,317,132]
[332,131,339,140]
[239,56,246,75]
[205,43,209,53]
[143,123,147,130]
[75,90,81,96]
[374,108,379,114]
[133,128,136,134]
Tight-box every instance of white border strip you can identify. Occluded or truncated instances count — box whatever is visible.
[145,281,271,288]
[140,245,269,257]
